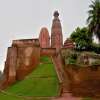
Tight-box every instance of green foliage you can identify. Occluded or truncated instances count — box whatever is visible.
[67,57,76,64]
[71,53,78,59]
[67,53,77,64]
[91,43,100,53]
[61,49,73,59]
[62,49,78,64]
[70,27,92,50]
[87,0,100,41]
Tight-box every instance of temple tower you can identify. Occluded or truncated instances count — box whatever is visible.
[51,11,63,50]
[39,27,50,48]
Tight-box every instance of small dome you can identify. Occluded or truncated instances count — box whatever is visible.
[64,38,73,44]
[64,38,75,49]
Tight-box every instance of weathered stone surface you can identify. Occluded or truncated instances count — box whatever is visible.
[11,39,40,80]
[77,52,100,65]
[0,47,17,89]
[51,11,63,50]
[12,39,39,47]
[0,39,41,89]
[16,46,40,80]
[40,48,56,56]
[65,65,100,97]
[64,38,75,49]
[39,27,50,48]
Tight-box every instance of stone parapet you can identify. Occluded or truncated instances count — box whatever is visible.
[12,39,39,47]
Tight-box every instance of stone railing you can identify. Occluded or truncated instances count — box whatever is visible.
[12,39,39,47]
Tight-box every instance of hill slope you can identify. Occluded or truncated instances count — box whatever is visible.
[4,56,59,97]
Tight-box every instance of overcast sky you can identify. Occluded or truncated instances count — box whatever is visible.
[0,0,91,71]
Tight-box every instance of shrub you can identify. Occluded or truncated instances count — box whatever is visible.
[65,52,78,65]
[67,57,76,64]
[90,43,100,54]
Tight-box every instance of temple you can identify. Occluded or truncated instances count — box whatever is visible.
[1,10,100,99]
[64,38,75,49]
[39,27,50,48]
[0,11,67,89]
[51,11,63,50]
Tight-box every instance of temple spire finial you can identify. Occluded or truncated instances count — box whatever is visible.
[53,11,59,17]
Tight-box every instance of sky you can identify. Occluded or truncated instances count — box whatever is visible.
[0,0,91,71]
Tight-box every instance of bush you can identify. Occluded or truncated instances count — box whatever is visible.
[91,43,100,54]
[65,53,78,65]
[68,57,76,64]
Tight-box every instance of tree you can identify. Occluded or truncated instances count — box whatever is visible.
[70,27,92,50]
[87,0,100,42]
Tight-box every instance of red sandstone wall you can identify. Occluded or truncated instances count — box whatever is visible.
[65,64,100,97]
[0,39,40,89]
[0,47,17,89]
[11,39,40,80]
[16,46,40,80]
[12,39,39,47]
[40,48,56,56]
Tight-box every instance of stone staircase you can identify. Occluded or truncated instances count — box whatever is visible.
[52,54,81,100]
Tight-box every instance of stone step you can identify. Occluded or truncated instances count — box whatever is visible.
[53,96,81,100]
[62,89,68,93]
[61,92,72,97]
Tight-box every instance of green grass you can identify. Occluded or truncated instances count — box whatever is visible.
[6,77,59,96]
[0,92,51,100]
[0,92,25,100]
[4,56,59,97]
[27,63,57,77]
[40,56,52,63]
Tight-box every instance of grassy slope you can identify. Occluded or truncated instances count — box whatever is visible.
[0,93,25,100]
[3,56,59,97]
